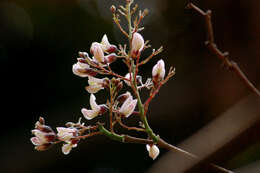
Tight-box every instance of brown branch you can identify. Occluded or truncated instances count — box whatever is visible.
[186,2,260,97]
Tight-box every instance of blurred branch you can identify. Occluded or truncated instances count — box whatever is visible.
[186,2,260,97]
[148,94,260,173]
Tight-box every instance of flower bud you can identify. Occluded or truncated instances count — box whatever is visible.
[110,5,116,13]
[146,144,160,160]
[115,81,123,93]
[106,45,117,54]
[131,32,144,58]
[78,52,89,58]
[152,59,165,82]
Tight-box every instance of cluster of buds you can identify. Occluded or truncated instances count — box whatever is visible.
[31,0,176,161]
[30,117,56,151]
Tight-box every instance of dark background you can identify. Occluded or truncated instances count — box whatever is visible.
[1,0,260,172]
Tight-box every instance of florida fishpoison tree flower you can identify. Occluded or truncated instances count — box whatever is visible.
[119,92,137,117]
[81,94,108,120]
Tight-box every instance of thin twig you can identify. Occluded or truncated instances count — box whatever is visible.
[186,2,260,97]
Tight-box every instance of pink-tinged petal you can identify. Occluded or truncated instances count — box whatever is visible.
[89,94,101,111]
[31,137,43,145]
[81,108,99,120]
[62,143,72,155]
[32,130,48,143]
[92,44,104,63]
[119,93,137,117]
[125,99,137,117]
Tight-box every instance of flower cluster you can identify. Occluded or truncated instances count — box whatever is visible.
[31,0,175,160]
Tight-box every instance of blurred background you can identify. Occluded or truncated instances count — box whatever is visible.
[1,0,259,172]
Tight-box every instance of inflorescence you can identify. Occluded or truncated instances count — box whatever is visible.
[31,0,175,160]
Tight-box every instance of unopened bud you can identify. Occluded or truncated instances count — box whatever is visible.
[115,81,123,93]
[110,5,116,13]
[78,52,89,58]
[152,59,165,83]
[65,122,74,127]
[131,32,144,58]
[103,78,110,90]
[39,117,45,124]
[143,9,149,16]
[99,105,108,115]
[111,77,120,87]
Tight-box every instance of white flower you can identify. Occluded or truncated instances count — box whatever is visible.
[146,144,160,160]
[90,42,105,63]
[131,32,144,57]
[56,127,77,141]
[62,141,77,155]
[119,93,137,117]
[30,130,48,145]
[81,94,105,120]
[85,76,105,93]
[72,61,91,77]
[152,59,165,80]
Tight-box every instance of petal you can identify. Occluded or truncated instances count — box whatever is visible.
[88,76,104,85]
[119,96,137,117]
[72,63,89,77]
[31,137,44,145]
[32,130,47,143]
[85,85,103,94]
[81,108,99,120]
[90,94,101,111]
[62,143,72,155]
[101,34,110,48]
[93,45,104,63]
